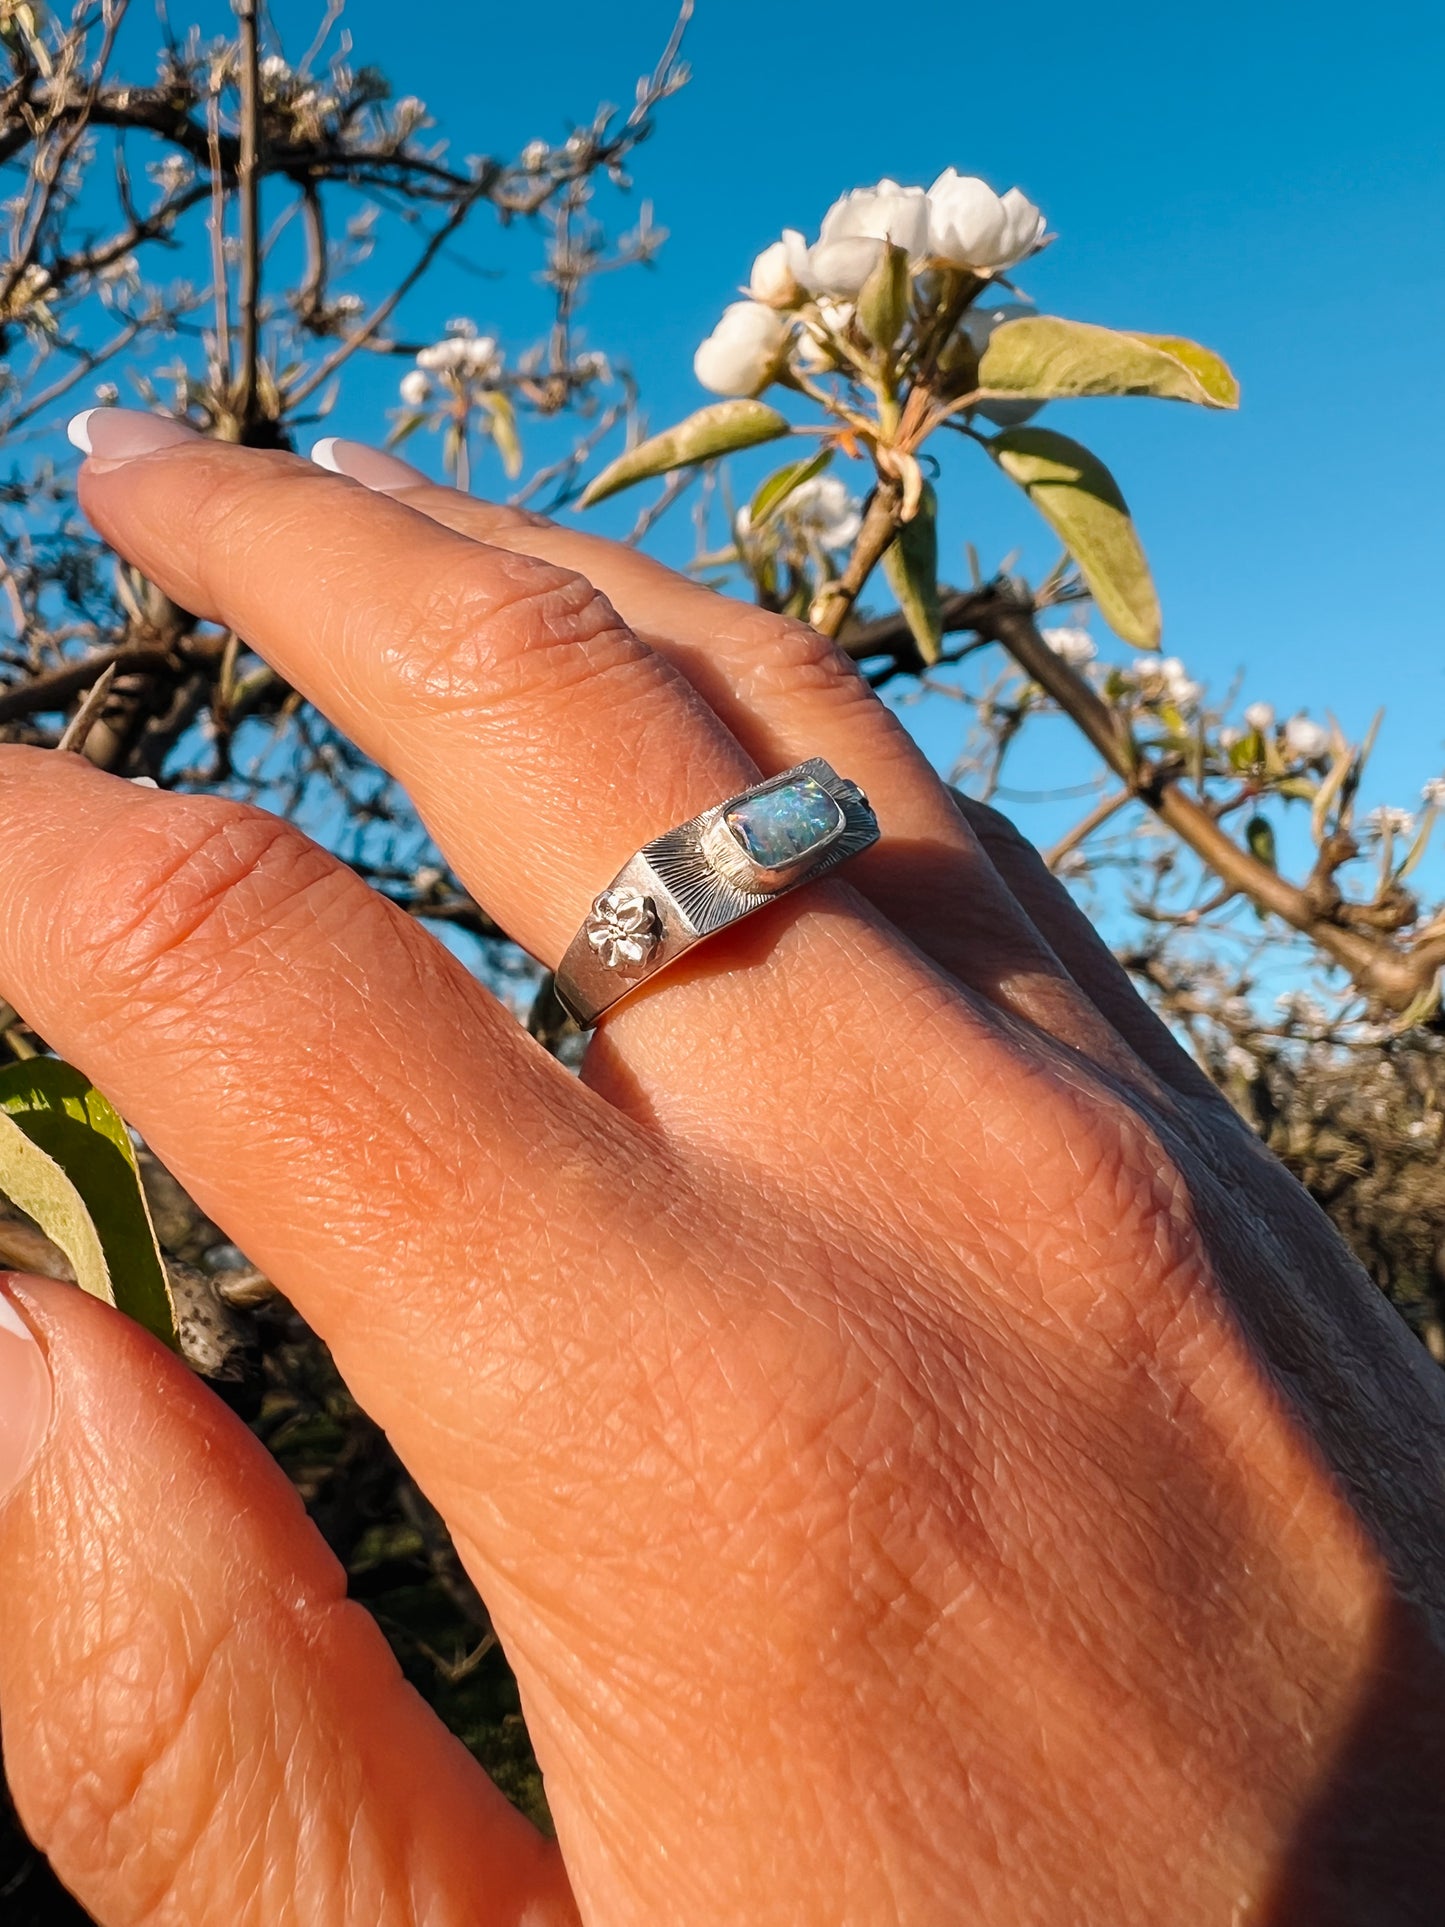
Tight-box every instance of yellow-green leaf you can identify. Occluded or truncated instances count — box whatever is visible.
[881,481,944,665]
[748,448,833,529]
[0,1059,178,1351]
[976,316,1239,409]
[581,401,792,507]
[483,391,523,479]
[1127,334,1240,408]
[988,427,1162,649]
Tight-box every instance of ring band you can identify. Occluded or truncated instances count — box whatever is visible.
[554,758,880,1028]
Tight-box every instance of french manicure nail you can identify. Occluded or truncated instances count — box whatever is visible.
[0,1282,52,1501]
[67,407,203,464]
[311,437,429,492]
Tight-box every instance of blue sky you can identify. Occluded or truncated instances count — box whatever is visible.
[124,2,1445,897]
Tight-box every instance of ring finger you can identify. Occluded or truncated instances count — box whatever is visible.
[70,411,1017,1152]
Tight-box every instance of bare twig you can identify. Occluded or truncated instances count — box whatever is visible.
[55,660,117,753]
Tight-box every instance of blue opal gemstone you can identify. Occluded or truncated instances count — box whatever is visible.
[724,776,844,870]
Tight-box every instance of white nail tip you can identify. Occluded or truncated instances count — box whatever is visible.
[67,407,100,453]
[310,437,343,473]
[0,1295,35,1343]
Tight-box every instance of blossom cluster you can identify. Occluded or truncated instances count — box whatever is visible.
[694,171,1045,397]
[1216,704,1331,762]
[398,320,502,408]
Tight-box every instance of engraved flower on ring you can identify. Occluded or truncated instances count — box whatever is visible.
[585,885,661,972]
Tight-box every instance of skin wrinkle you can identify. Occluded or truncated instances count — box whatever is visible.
[361,560,646,723]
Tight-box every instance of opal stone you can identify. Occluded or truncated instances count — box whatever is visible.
[723,776,844,870]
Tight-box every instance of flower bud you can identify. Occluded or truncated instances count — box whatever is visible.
[694,301,789,397]
[856,242,911,351]
[1243,701,1275,734]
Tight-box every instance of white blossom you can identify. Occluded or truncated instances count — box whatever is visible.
[1136,655,1201,711]
[927,170,1046,274]
[148,153,194,192]
[399,368,431,406]
[1283,714,1330,760]
[260,54,290,81]
[93,380,119,404]
[796,297,855,372]
[332,292,364,317]
[1224,1044,1260,1081]
[1364,805,1417,840]
[1041,624,1096,667]
[96,253,138,284]
[1218,725,1243,750]
[694,300,787,396]
[1422,776,1445,809]
[788,475,862,551]
[520,139,549,173]
[416,333,500,379]
[800,179,930,298]
[749,232,808,308]
[445,315,478,338]
[1243,700,1275,734]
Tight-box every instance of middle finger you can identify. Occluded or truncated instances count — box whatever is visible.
[73,415,1012,1153]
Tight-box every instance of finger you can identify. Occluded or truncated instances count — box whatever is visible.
[0,1275,576,1927]
[72,412,754,977]
[305,441,1173,1092]
[0,747,663,1484]
[950,791,1233,1106]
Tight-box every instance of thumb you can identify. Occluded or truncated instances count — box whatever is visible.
[0,1275,576,1927]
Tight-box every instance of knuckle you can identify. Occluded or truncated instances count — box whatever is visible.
[61,795,341,1006]
[952,792,1032,856]
[377,548,647,718]
[721,604,865,706]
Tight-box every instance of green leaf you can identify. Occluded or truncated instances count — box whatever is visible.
[1245,813,1278,869]
[881,481,944,665]
[580,401,792,507]
[386,410,429,449]
[987,427,1162,649]
[857,242,910,352]
[0,1059,178,1352]
[748,448,833,529]
[976,316,1239,409]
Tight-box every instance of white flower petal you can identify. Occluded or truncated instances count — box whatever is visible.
[694,300,787,396]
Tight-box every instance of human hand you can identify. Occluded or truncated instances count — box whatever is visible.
[1,410,1443,1926]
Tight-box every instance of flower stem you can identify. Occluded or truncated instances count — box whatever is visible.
[809,477,902,639]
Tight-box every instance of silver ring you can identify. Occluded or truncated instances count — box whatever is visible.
[554,757,879,1028]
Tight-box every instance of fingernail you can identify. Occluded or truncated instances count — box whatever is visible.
[0,1282,52,1500]
[311,437,429,492]
[67,407,203,465]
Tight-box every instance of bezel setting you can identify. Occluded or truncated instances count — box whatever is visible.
[701,771,848,893]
